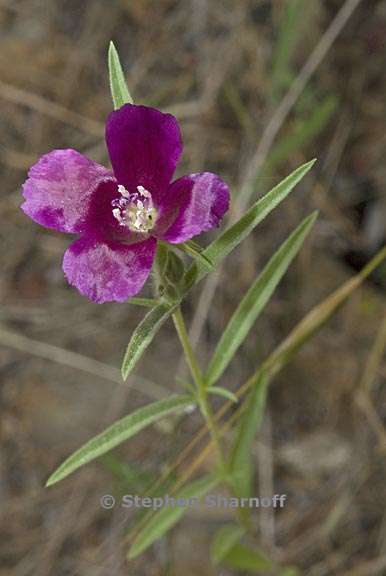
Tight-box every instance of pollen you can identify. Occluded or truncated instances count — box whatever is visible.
[112,184,157,233]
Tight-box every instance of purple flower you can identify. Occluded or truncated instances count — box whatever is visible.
[21,104,230,303]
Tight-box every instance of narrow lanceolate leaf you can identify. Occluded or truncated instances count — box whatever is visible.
[129,297,158,308]
[108,41,133,109]
[184,159,316,289]
[46,395,193,487]
[265,97,337,172]
[271,0,308,103]
[222,543,274,573]
[121,302,177,380]
[205,211,317,387]
[264,245,386,378]
[207,386,238,403]
[211,524,245,564]
[228,245,386,434]
[230,371,269,498]
[128,474,218,559]
[178,240,214,271]
[101,454,154,490]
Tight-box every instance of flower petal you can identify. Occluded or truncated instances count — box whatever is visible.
[84,179,131,240]
[63,235,156,303]
[105,104,182,201]
[159,173,230,244]
[21,149,115,233]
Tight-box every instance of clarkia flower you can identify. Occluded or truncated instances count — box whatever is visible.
[21,104,230,303]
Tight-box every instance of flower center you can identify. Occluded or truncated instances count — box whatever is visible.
[112,184,157,233]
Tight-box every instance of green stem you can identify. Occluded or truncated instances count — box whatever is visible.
[172,307,227,473]
[172,308,254,533]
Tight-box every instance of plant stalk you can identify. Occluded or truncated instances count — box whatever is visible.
[172,307,227,473]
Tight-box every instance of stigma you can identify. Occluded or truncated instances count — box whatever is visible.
[112,184,157,233]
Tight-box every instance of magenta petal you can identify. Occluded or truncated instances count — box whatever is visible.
[105,104,182,201]
[63,235,156,303]
[160,173,230,244]
[21,149,115,233]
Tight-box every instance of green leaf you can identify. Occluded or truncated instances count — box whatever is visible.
[223,542,274,573]
[205,211,317,386]
[207,386,238,403]
[211,524,245,564]
[101,454,154,490]
[155,242,169,278]
[128,474,218,559]
[108,41,133,109]
[184,159,316,289]
[175,377,197,396]
[265,97,337,172]
[121,302,177,381]
[46,395,193,486]
[129,297,158,308]
[178,240,214,271]
[264,245,386,378]
[165,251,185,285]
[230,371,269,497]
[271,0,308,103]
[229,245,386,464]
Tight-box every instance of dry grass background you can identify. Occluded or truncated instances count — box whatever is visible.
[1,0,386,574]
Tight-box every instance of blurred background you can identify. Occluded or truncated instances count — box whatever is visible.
[1,0,386,574]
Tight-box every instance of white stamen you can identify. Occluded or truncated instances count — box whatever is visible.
[118,184,130,198]
[112,208,121,221]
[137,185,151,198]
[112,184,157,233]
